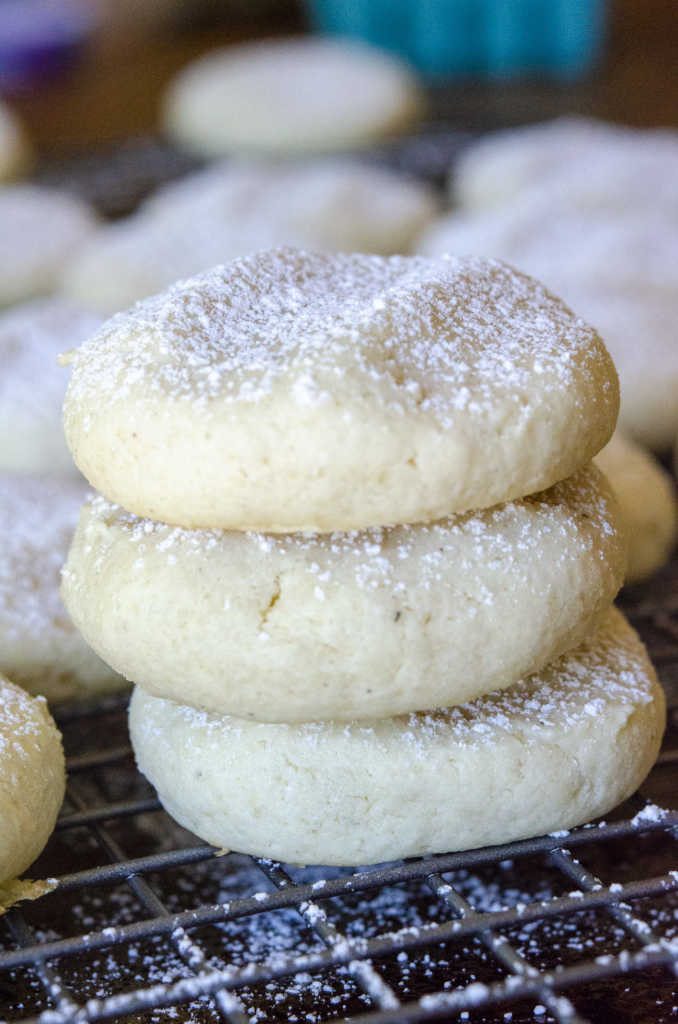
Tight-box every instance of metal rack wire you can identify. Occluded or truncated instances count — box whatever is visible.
[1,555,677,1024]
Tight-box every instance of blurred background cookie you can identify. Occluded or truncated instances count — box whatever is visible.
[0,184,97,308]
[162,36,425,157]
[450,117,678,210]
[60,158,439,313]
[0,473,126,702]
[595,433,678,584]
[0,299,102,476]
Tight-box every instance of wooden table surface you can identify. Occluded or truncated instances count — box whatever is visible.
[5,0,677,158]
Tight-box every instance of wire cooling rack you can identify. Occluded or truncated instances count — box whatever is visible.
[1,555,677,1024]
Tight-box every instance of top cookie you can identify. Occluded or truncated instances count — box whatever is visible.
[162,37,424,156]
[62,248,618,532]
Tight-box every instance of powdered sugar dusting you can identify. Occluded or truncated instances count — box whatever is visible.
[65,249,607,428]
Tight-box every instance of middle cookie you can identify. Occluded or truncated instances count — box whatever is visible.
[62,465,625,723]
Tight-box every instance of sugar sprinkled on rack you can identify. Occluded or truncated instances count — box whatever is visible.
[631,803,668,827]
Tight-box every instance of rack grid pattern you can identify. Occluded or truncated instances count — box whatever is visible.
[1,560,677,1024]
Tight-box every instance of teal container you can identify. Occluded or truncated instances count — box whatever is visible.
[308,0,607,78]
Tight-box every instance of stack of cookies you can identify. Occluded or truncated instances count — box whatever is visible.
[61,248,665,866]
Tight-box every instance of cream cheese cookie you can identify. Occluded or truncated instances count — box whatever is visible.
[0,99,31,181]
[418,197,678,299]
[452,118,678,210]
[61,249,618,532]
[129,608,664,866]
[0,674,65,883]
[162,37,424,156]
[596,434,677,584]
[60,159,439,314]
[0,474,125,701]
[562,288,678,452]
[0,185,97,307]
[0,299,102,476]
[62,466,625,723]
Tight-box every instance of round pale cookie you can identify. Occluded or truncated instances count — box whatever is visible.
[0,185,97,308]
[418,194,678,298]
[0,299,103,476]
[0,99,31,181]
[0,474,125,702]
[130,608,665,866]
[63,466,625,722]
[595,434,677,584]
[452,117,678,210]
[61,249,618,532]
[0,674,65,883]
[562,288,678,452]
[162,37,424,157]
[61,159,439,314]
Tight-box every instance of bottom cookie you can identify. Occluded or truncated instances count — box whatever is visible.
[129,608,664,866]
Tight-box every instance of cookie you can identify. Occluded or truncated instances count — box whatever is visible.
[0,674,65,883]
[0,474,125,702]
[0,299,102,476]
[0,99,31,181]
[418,195,678,299]
[562,288,678,452]
[60,159,439,313]
[129,608,664,865]
[162,37,424,156]
[596,434,677,584]
[62,466,624,722]
[0,185,97,308]
[452,118,677,210]
[61,249,618,532]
